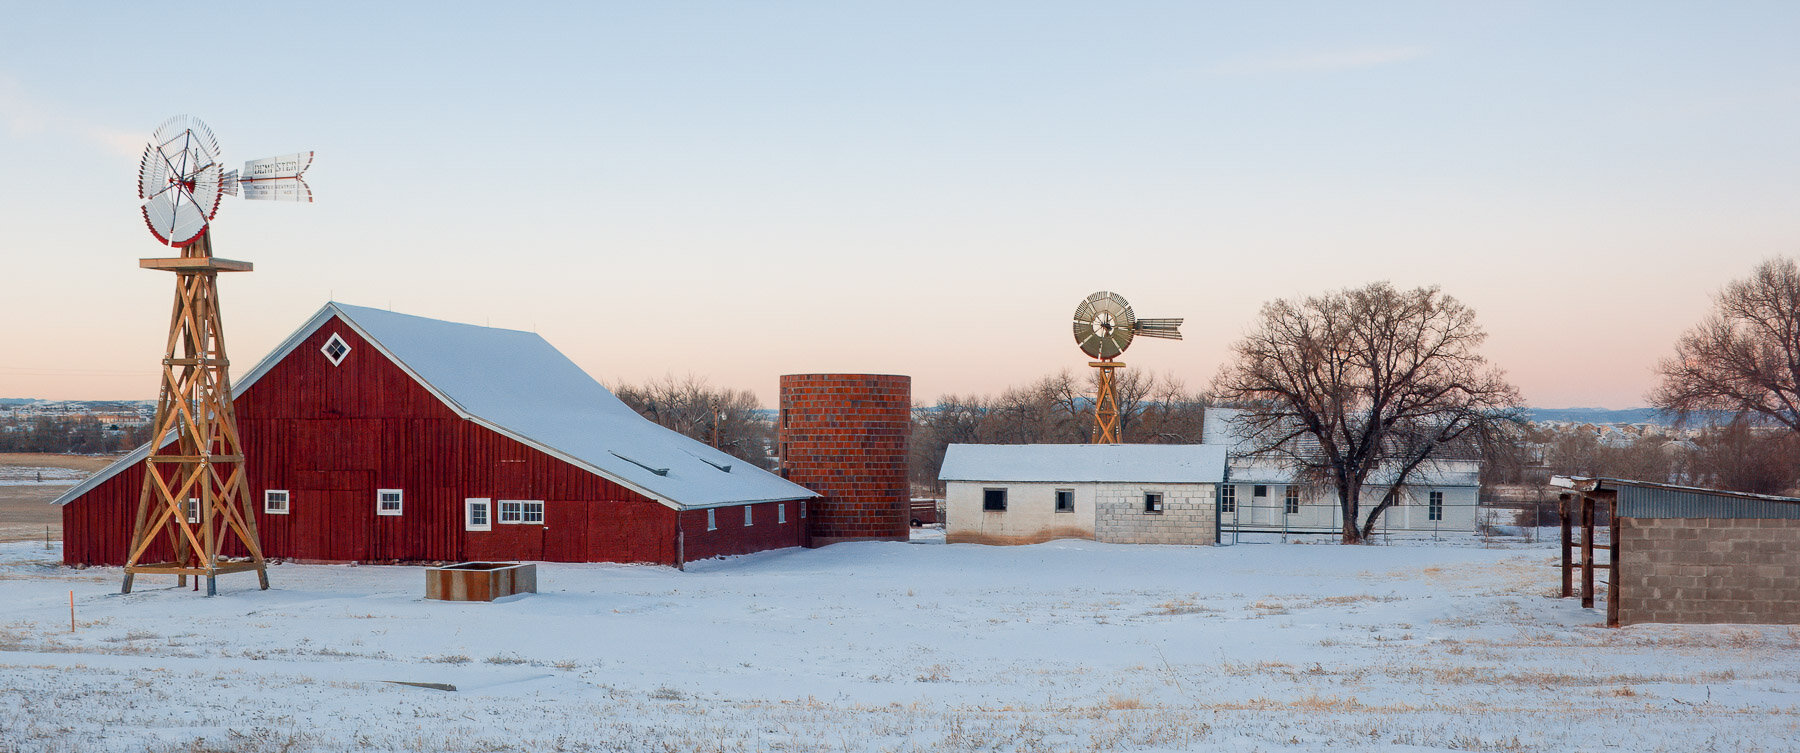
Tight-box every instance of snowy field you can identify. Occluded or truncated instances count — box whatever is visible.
[1,536,1796,753]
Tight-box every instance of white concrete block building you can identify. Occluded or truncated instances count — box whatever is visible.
[938,444,1227,546]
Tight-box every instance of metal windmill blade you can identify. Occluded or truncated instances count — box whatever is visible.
[1072,291,1137,359]
[138,115,226,247]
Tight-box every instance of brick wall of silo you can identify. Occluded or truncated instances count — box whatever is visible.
[778,374,911,546]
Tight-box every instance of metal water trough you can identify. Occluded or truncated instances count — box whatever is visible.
[425,562,536,602]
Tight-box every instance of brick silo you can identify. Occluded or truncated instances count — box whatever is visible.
[778,374,911,546]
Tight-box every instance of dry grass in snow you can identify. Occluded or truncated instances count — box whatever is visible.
[1,535,1797,752]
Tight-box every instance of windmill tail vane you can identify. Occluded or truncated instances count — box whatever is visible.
[1135,318,1184,340]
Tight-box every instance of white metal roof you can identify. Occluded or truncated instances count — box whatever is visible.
[54,303,816,510]
[937,443,1227,484]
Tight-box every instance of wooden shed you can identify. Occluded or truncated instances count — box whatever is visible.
[56,303,816,567]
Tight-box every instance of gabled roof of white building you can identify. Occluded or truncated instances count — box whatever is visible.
[54,302,815,510]
[1202,406,1480,487]
[938,444,1227,484]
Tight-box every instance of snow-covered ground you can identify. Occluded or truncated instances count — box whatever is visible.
[1,536,1795,752]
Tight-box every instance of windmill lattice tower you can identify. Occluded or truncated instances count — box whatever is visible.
[122,116,312,595]
[1070,291,1182,444]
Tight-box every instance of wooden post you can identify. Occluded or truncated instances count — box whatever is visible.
[1580,494,1595,609]
[1559,493,1573,598]
[121,230,269,596]
[1606,492,1621,628]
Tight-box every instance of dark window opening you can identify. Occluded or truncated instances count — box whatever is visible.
[1220,485,1236,513]
[1144,492,1164,514]
[1055,489,1074,513]
[983,488,1008,511]
[1252,485,1268,497]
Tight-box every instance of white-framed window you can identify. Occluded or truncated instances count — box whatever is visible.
[744,505,754,526]
[264,489,290,515]
[465,498,491,531]
[778,503,787,524]
[1055,489,1074,513]
[1144,492,1164,514]
[499,500,523,524]
[321,332,352,366]
[1284,486,1300,515]
[185,497,200,524]
[377,489,404,516]
[983,488,1007,511]
[1428,491,1444,521]
[521,500,544,524]
[707,508,717,531]
[1220,485,1236,513]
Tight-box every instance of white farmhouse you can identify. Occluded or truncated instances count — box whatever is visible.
[1204,408,1483,534]
[939,444,1227,545]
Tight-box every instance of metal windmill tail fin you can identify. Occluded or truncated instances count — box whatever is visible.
[1134,317,1184,340]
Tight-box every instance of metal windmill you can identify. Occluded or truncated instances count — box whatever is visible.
[123,115,314,596]
[1071,291,1182,444]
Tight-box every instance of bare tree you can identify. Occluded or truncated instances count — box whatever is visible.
[1212,282,1524,543]
[612,374,774,469]
[1653,257,1800,434]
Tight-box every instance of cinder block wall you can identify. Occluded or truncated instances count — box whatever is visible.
[1094,483,1216,545]
[1617,517,1800,625]
[779,374,911,546]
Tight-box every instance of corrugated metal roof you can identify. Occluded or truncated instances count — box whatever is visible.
[1617,485,1800,520]
[1553,476,1800,519]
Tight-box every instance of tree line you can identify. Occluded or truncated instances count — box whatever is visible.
[0,415,152,455]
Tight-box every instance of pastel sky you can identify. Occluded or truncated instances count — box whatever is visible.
[4,3,1797,409]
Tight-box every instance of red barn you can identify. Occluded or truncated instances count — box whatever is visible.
[56,303,816,567]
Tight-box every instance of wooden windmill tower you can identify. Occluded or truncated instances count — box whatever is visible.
[1071,291,1182,444]
[122,116,314,596]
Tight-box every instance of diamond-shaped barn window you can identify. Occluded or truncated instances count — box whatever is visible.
[321,333,351,366]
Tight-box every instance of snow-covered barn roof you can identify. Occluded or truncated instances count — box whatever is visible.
[55,303,815,510]
[937,444,1227,484]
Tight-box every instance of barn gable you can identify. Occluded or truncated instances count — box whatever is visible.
[57,303,815,512]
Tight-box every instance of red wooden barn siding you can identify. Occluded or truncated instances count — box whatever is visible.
[63,315,691,567]
[680,500,808,560]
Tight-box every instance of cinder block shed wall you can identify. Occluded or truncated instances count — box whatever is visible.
[1617,517,1800,626]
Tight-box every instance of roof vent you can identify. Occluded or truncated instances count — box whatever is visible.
[696,456,732,473]
[610,451,669,476]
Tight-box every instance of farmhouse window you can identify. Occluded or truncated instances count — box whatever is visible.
[1252,485,1268,498]
[377,489,404,516]
[1284,486,1300,515]
[1055,489,1074,513]
[983,488,1007,511]
[499,500,523,524]
[800,501,806,518]
[465,498,491,531]
[707,508,717,531]
[521,500,545,524]
[1220,485,1236,513]
[264,490,290,515]
[778,503,787,524]
[744,505,754,526]
[1144,492,1164,514]
[1428,491,1444,521]
[321,333,351,366]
